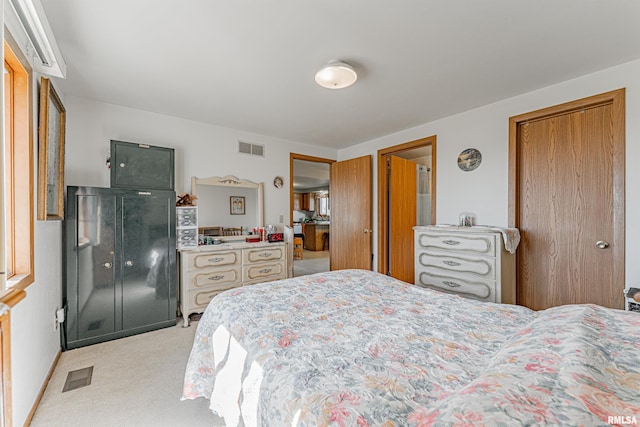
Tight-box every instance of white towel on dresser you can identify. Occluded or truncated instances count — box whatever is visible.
[471,226,520,254]
[432,224,521,254]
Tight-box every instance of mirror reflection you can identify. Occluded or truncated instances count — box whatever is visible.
[191,175,264,240]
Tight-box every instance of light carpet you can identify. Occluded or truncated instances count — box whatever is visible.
[30,320,224,427]
[293,249,329,277]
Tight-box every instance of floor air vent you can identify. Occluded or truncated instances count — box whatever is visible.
[238,141,264,157]
[62,366,94,392]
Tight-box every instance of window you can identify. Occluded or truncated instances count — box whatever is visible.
[2,40,34,291]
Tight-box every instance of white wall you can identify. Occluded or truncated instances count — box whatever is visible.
[338,59,640,286]
[8,73,65,427]
[11,222,63,426]
[64,95,337,226]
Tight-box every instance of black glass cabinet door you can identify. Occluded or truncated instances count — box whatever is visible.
[118,192,176,331]
[65,188,118,345]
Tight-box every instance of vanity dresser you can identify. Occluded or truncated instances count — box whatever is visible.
[414,225,517,304]
[178,175,289,326]
[179,241,286,326]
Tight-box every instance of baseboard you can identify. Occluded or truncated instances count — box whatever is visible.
[23,348,62,427]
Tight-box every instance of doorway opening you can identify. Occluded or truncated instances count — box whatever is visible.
[377,136,437,282]
[290,153,335,277]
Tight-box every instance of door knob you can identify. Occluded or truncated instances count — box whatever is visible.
[595,240,610,249]
[125,260,134,267]
[103,262,112,269]
[363,229,372,233]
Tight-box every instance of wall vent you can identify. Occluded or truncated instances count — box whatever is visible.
[238,141,265,157]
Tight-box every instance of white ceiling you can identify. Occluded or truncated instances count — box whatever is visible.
[41,0,640,149]
[293,160,329,191]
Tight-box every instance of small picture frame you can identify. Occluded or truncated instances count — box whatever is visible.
[230,196,245,215]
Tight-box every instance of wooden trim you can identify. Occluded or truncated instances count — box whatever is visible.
[376,136,437,275]
[0,289,26,308]
[289,153,335,227]
[3,41,34,287]
[508,88,625,306]
[22,349,62,427]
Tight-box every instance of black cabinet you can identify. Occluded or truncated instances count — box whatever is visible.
[63,186,177,349]
[110,140,175,190]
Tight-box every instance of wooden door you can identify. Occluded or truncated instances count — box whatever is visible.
[511,90,624,310]
[330,156,372,270]
[389,155,417,283]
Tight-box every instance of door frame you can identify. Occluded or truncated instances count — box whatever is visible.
[289,153,335,228]
[377,135,437,275]
[508,88,625,305]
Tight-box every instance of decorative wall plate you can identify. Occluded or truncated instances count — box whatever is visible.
[273,176,284,188]
[457,148,482,171]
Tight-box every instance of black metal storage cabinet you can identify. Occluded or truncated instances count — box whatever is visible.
[63,186,177,349]
[110,140,175,190]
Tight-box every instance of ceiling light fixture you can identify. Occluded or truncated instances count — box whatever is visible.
[315,60,357,89]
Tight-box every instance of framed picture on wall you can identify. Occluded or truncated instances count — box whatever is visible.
[230,196,245,215]
[37,77,66,220]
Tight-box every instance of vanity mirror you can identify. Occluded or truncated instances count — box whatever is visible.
[191,175,264,241]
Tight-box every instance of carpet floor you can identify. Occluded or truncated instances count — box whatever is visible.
[30,320,224,427]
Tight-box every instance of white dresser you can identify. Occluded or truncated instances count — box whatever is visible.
[179,241,287,326]
[414,226,516,304]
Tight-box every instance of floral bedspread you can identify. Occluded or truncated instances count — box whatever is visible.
[182,269,640,426]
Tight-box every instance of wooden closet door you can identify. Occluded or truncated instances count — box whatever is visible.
[389,155,417,283]
[330,156,372,270]
[515,98,623,310]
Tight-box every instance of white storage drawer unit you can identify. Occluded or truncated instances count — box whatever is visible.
[179,242,287,325]
[414,226,516,303]
[176,206,198,249]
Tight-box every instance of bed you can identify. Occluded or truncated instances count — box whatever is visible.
[182,269,640,426]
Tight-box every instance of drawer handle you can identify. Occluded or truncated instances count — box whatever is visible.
[208,257,224,262]
[443,260,461,266]
[442,240,461,246]
[442,280,461,288]
[208,275,224,281]
[258,252,272,258]
[259,268,273,274]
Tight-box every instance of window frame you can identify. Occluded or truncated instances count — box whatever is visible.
[2,39,34,294]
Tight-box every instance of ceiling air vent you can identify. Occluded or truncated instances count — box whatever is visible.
[238,141,265,157]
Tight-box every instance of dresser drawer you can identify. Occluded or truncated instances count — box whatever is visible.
[187,250,241,269]
[177,207,197,227]
[186,284,240,311]
[177,229,198,249]
[178,228,197,239]
[243,260,286,284]
[187,266,241,289]
[416,272,495,301]
[417,253,496,280]
[243,246,285,263]
[416,232,496,256]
